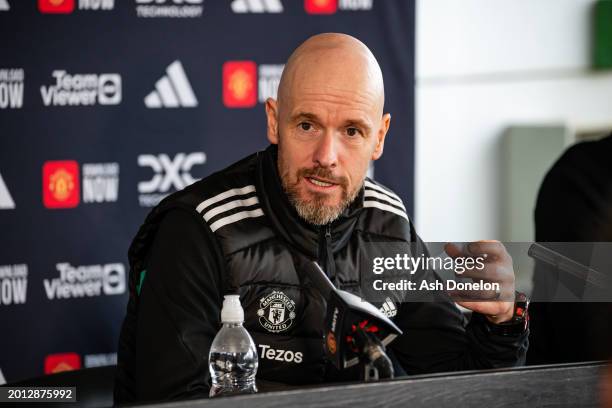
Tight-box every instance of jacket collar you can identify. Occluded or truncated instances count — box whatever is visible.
[256,144,364,259]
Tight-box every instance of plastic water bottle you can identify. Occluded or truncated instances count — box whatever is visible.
[208,295,258,397]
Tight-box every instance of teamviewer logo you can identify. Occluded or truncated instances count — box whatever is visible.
[144,60,198,108]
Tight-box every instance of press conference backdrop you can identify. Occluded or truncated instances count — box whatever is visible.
[0,0,415,383]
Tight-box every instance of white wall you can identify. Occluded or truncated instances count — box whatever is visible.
[415,0,612,241]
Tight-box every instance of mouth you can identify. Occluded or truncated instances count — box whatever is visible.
[305,176,339,190]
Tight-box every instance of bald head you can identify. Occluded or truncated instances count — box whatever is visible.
[265,33,391,225]
[277,33,385,117]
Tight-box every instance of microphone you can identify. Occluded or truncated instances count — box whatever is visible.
[305,261,402,380]
[528,243,608,289]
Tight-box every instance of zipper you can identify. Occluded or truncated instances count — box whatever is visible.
[319,224,336,379]
[318,224,337,284]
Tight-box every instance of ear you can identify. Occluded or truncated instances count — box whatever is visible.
[371,113,391,160]
[265,98,279,144]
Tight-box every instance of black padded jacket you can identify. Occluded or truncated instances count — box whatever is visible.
[114,145,528,404]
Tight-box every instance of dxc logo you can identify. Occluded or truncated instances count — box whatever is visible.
[137,152,206,207]
[135,0,203,18]
[135,0,203,3]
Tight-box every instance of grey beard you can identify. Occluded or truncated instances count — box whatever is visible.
[290,192,349,225]
[281,173,361,226]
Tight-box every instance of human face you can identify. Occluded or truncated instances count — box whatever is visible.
[266,87,390,225]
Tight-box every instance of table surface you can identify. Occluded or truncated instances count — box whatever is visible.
[136,361,608,408]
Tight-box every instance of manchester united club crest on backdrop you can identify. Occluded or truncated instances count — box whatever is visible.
[257,290,296,333]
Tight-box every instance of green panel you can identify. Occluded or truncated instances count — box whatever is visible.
[593,0,612,69]
[501,126,569,293]
[501,126,568,242]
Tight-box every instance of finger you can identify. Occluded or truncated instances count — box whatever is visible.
[447,287,500,302]
[456,300,514,316]
[466,241,508,261]
[448,278,515,303]
[455,262,511,281]
[444,242,465,258]
[444,242,495,264]
[439,249,497,279]
[442,243,514,284]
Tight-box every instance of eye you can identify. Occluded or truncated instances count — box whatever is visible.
[299,122,313,131]
[346,127,361,137]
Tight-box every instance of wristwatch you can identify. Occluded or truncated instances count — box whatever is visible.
[476,291,530,336]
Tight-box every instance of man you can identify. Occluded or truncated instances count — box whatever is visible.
[114,33,528,404]
[528,133,612,364]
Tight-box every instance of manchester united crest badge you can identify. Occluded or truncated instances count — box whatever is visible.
[257,290,296,333]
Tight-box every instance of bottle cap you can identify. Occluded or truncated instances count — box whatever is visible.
[221,294,244,323]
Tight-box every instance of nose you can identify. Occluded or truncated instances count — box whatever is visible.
[312,131,338,168]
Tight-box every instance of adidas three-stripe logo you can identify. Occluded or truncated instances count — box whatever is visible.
[144,60,198,108]
[231,0,283,13]
[364,180,408,220]
[380,297,397,318]
[196,181,404,231]
[196,185,264,232]
[0,173,15,209]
